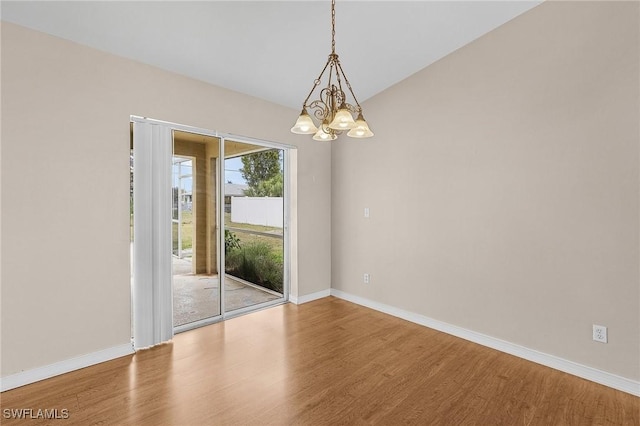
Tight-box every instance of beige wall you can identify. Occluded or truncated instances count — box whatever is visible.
[332,1,639,380]
[0,22,332,376]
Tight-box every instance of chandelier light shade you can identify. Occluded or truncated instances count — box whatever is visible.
[347,112,374,138]
[313,122,339,141]
[328,107,356,130]
[290,109,318,134]
[290,0,373,140]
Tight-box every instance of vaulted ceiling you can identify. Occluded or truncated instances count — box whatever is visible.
[1,1,541,109]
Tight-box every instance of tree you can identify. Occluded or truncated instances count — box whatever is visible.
[244,173,283,197]
[240,150,282,196]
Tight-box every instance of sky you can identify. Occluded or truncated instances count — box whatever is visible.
[225,154,284,186]
[173,153,284,189]
[225,157,246,185]
[173,157,247,191]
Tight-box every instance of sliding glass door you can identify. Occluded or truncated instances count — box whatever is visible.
[130,117,292,342]
[223,140,285,313]
[171,132,221,329]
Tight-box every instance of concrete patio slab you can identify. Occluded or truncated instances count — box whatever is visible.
[172,257,280,326]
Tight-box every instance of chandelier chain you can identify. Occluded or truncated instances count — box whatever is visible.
[331,0,336,54]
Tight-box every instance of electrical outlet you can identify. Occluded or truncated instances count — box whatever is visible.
[363,273,370,284]
[593,325,607,343]
[364,207,370,218]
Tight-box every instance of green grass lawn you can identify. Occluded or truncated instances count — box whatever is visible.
[135,205,284,291]
[224,212,282,235]
[175,211,193,251]
[172,211,282,257]
[224,212,283,258]
[234,233,283,260]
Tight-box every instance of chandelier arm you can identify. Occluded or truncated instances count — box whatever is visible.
[310,88,331,117]
[302,58,332,108]
[327,60,334,91]
[308,99,328,121]
[333,63,345,106]
[323,84,335,121]
[336,62,363,111]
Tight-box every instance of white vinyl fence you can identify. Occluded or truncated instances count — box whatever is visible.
[231,197,283,228]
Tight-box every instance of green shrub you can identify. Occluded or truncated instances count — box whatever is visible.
[225,241,283,293]
[224,229,241,254]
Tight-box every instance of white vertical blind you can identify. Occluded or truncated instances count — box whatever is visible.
[132,121,173,350]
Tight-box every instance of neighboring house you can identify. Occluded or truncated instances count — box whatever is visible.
[224,183,248,213]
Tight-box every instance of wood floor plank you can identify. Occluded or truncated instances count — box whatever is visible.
[1,297,638,425]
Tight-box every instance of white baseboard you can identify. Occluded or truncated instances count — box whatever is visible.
[330,289,640,397]
[4,296,637,397]
[290,289,331,305]
[1,343,134,392]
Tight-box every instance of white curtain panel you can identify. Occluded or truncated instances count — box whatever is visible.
[132,121,173,350]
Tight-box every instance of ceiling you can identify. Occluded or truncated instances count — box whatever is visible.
[1,1,541,110]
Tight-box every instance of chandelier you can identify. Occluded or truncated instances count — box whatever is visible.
[290,0,373,140]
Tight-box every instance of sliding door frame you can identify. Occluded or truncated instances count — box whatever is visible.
[217,132,293,320]
[131,116,294,336]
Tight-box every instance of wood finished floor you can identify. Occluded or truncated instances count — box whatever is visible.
[1,297,638,425]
